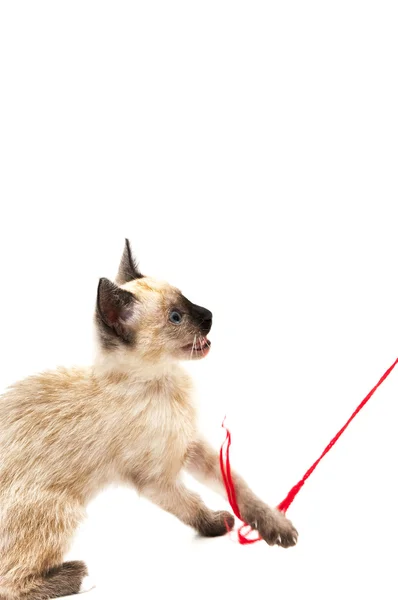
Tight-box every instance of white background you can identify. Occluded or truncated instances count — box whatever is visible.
[1,2,398,599]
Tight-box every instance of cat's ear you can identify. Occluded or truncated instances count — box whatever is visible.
[96,278,136,347]
[115,239,143,285]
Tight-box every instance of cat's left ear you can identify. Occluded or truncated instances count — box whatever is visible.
[96,277,136,347]
[116,239,143,285]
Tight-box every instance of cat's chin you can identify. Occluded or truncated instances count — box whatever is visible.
[180,337,211,359]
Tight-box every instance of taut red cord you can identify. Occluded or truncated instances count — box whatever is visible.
[220,357,398,544]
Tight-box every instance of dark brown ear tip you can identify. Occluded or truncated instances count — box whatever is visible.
[98,277,111,290]
[116,239,143,284]
[124,238,133,256]
[97,278,119,305]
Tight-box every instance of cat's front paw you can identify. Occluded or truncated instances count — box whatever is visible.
[196,510,235,537]
[246,506,298,548]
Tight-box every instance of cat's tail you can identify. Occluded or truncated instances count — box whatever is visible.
[0,561,91,599]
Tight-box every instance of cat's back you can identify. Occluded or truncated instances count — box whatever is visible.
[0,366,104,467]
[0,365,97,429]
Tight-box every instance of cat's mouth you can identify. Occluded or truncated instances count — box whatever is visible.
[182,336,211,358]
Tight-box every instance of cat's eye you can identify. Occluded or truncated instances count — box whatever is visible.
[169,310,183,325]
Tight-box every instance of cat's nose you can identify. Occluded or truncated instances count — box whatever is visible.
[200,307,213,322]
[200,309,212,335]
[191,304,213,334]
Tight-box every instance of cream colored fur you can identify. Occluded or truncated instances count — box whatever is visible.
[0,244,298,599]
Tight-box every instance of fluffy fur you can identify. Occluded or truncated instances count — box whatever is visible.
[0,240,298,600]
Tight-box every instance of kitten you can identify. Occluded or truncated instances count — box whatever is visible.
[0,240,298,600]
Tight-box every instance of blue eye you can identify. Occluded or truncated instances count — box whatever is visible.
[169,310,183,324]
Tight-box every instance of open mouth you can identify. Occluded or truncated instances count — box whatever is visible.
[182,336,211,357]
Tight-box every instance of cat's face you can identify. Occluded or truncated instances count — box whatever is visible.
[95,240,212,362]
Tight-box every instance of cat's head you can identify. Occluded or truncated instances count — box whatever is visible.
[95,240,212,363]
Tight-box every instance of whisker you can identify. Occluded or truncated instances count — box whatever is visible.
[190,334,196,361]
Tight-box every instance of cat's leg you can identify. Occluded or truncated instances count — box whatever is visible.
[185,438,298,548]
[0,494,90,599]
[143,480,234,537]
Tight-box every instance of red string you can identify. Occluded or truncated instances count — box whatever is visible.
[220,419,261,544]
[220,357,398,543]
